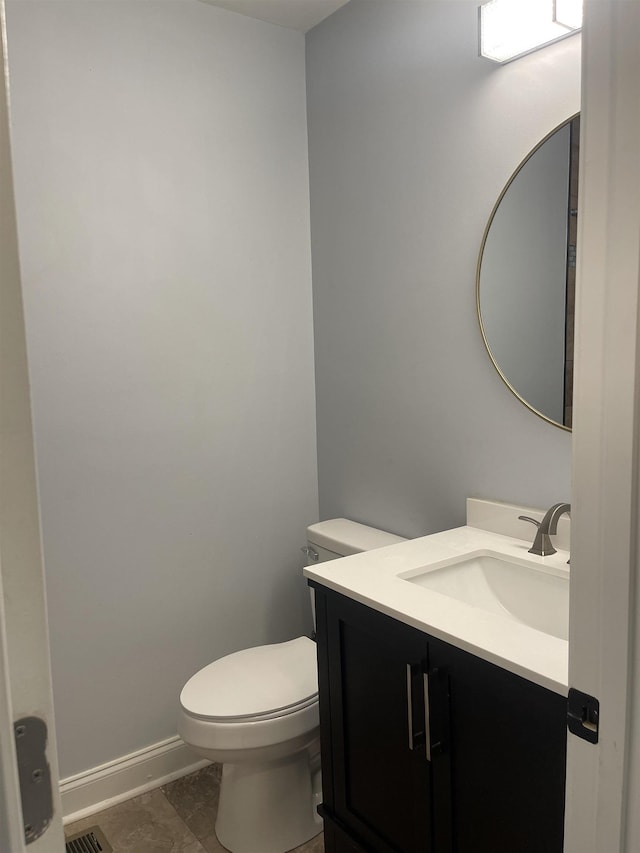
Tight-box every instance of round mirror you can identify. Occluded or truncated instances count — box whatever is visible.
[477,115,579,431]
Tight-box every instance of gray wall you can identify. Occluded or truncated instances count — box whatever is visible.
[6,0,318,778]
[307,0,579,538]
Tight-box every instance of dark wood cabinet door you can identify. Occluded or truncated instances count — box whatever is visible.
[314,587,566,853]
[315,589,452,853]
[428,636,567,853]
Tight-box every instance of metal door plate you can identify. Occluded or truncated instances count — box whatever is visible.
[14,716,53,844]
[567,688,599,744]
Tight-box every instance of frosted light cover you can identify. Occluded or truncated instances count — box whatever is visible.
[554,0,583,30]
[480,0,580,64]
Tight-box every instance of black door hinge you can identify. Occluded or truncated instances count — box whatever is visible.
[567,688,599,744]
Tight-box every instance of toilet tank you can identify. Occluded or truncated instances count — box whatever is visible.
[304,518,406,564]
[304,519,406,628]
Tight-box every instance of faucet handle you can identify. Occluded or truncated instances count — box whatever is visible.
[518,515,556,556]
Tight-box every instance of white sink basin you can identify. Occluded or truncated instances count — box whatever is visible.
[401,551,569,641]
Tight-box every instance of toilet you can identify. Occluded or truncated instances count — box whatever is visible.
[178,518,405,853]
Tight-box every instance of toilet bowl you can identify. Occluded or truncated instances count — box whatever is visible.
[178,519,406,853]
[179,637,321,853]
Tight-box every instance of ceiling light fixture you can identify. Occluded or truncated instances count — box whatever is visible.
[554,0,584,30]
[479,0,583,64]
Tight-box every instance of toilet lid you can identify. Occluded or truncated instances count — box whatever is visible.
[180,636,318,721]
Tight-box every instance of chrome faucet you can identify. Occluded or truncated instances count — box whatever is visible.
[518,502,571,557]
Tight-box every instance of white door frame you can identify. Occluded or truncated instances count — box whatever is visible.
[0,1,64,849]
[0,583,26,853]
[565,1,640,851]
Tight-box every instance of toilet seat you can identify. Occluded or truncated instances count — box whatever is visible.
[178,636,320,755]
[180,636,318,723]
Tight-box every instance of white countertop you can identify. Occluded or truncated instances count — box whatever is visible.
[304,523,569,696]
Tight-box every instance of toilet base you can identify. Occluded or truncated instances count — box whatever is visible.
[215,751,323,853]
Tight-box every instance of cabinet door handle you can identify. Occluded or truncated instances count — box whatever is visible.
[424,672,432,762]
[406,663,427,752]
[406,663,416,750]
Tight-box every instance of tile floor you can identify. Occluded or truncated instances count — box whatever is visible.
[65,764,324,853]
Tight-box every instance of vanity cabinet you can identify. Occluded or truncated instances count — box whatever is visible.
[313,586,567,853]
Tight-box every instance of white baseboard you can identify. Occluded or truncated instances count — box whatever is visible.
[60,735,209,825]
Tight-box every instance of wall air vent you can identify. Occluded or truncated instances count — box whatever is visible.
[65,826,113,853]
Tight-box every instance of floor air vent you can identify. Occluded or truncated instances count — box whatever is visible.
[65,826,113,853]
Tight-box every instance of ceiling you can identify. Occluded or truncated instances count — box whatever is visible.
[199,0,351,32]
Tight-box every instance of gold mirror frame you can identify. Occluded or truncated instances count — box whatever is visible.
[476,114,579,433]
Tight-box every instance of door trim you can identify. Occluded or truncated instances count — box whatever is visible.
[566,2,640,850]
